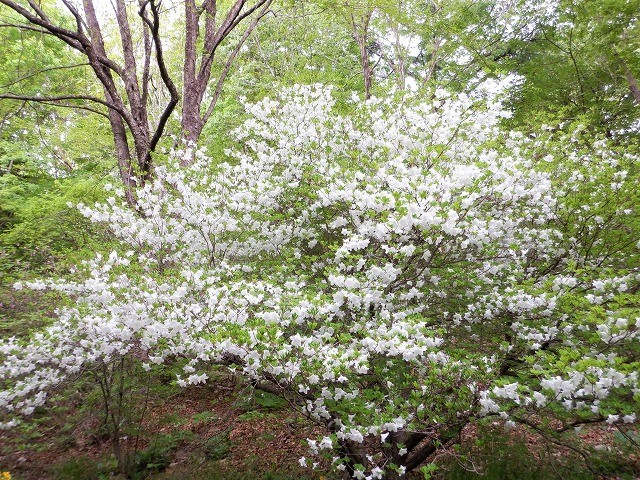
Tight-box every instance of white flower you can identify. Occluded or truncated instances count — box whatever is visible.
[353,469,365,480]
[606,414,619,425]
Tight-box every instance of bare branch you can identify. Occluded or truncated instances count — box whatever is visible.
[0,93,127,118]
[0,22,48,34]
[139,0,179,160]
[202,0,272,125]
[60,0,86,35]
[0,63,90,89]
[1,0,122,76]
[0,0,83,50]
[33,101,110,119]
[227,0,269,36]
[26,0,52,22]
[195,0,247,85]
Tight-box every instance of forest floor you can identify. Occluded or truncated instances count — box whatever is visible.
[0,371,638,480]
[0,375,326,480]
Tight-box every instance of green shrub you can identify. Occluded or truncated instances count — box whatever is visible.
[442,425,639,480]
[202,431,233,461]
[130,431,194,479]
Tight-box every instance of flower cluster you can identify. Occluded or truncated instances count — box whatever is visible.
[1,85,638,478]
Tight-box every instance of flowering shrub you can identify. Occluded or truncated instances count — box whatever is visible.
[1,85,638,478]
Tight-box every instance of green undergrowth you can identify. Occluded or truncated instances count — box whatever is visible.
[150,458,317,480]
[4,393,638,480]
[49,439,314,480]
[440,424,639,480]
[51,456,118,480]
[235,388,289,422]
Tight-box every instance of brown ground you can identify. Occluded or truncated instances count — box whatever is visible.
[0,376,324,480]
[1,376,638,480]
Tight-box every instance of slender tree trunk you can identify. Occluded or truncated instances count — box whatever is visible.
[360,40,373,99]
[109,109,138,207]
[352,10,374,100]
[391,21,406,91]
[621,60,640,104]
[181,0,204,151]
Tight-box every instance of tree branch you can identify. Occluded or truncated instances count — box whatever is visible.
[227,0,268,35]
[139,0,179,159]
[60,0,86,35]
[0,0,83,50]
[0,63,90,89]
[0,93,127,118]
[0,22,48,34]
[32,101,110,119]
[26,0,52,22]
[201,0,272,125]
[195,0,247,85]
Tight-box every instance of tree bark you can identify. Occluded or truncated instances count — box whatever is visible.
[352,10,375,100]
[180,0,273,164]
[391,20,406,91]
[621,59,640,104]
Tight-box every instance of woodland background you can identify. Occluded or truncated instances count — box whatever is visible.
[0,0,639,479]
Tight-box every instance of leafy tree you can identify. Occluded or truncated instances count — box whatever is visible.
[0,17,116,274]
[502,0,640,134]
[0,0,274,204]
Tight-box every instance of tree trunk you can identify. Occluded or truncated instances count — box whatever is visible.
[622,61,640,104]
[352,10,374,100]
[391,21,406,91]
[180,0,273,165]
[109,109,138,207]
